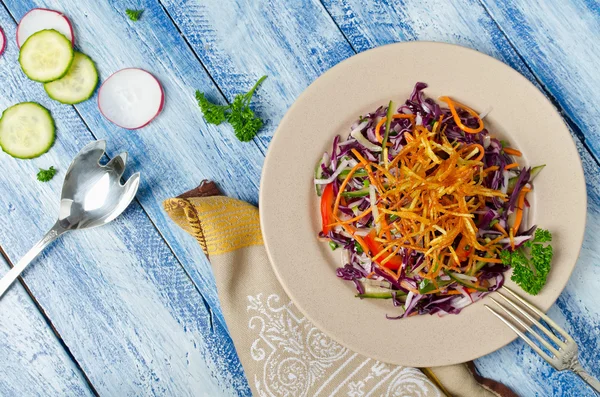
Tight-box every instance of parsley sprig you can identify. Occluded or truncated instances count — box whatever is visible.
[126,9,143,21]
[37,166,57,182]
[196,75,267,142]
[501,228,553,295]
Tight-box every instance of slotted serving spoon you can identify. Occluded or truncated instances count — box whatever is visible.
[0,140,140,300]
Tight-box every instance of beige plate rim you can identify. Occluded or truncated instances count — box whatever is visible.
[260,41,587,367]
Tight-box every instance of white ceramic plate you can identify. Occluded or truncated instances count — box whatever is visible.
[260,42,586,367]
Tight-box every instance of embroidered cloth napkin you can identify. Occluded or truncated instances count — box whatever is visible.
[164,181,516,397]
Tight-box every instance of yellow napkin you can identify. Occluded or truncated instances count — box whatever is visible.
[164,181,516,397]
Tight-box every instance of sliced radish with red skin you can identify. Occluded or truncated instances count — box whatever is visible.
[98,68,165,129]
[17,8,74,48]
[0,27,5,57]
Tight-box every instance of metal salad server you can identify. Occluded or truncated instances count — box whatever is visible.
[0,140,140,300]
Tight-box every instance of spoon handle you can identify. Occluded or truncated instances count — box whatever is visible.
[0,223,65,300]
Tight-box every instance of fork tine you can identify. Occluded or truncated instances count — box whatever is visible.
[79,140,107,162]
[123,172,141,194]
[503,287,572,341]
[497,292,566,348]
[485,304,553,362]
[490,297,560,357]
[106,152,128,178]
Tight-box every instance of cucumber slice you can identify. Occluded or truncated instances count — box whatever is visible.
[341,187,370,198]
[0,102,55,159]
[338,169,368,179]
[445,271,488,292]
[19,29,74,83]
[44,52,98,104]
[356,292,393,299]
[507,164,545,193]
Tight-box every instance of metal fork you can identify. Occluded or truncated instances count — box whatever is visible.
[486,287,600,394]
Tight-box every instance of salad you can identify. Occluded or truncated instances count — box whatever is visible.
[314,82,553,319]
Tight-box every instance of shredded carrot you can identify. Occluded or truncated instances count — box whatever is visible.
[493,222,508,236]
[509,228,515,250]
[444,290,463,295]
[472,255,503,264]
[483,165,499,173]
[504,162,519,170]
[328,207,373,227]
[340,223,369,255]
[380,265,400,281]
[374,118,386,142]
[512,187,531,233]
[462,144,485,162]
[374,114,415,142]
[332,163,363,222]
[503,147,522,157]
[438,96,484,134]
[486,235,506,246]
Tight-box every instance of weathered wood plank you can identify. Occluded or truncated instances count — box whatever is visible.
[0,255,94,396]
[321,0,536,79]
[2,0,268,336]
[0,2,249,395]
[159,0,356,152]
[479,0,600,161]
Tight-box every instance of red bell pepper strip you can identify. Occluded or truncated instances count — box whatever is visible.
[321,183,335,234]
[364,230,403,270]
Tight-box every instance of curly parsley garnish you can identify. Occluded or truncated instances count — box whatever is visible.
[126,9,143,21]
[37,166,57,182]
[195,75,267,142]
[501,228,553,295]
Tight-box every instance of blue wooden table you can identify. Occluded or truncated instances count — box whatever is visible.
[0,1,598,395]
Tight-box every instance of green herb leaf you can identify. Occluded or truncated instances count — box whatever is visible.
[329,241,338,251]
[195,76,267,142]
[195,91,228,125]
[37,166,57,182]
[126,9,143,21]
[533,228,552,243]
[354,241,364,254]
[502,228,553,295]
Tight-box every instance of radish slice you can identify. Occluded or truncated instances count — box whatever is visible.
[0,27,5,57]
[17,8,74,48]
[98,68,165,129]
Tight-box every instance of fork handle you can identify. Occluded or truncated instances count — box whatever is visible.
[0,223,65,300]
[572,361,600,393]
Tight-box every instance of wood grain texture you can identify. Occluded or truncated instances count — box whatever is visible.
[0,255,94,396]
[479,0,600,160]
[0,2,249,395]
[3,0,267,333]
[321,1,600,395]
[159,0,356,152]
[321,0,536,79]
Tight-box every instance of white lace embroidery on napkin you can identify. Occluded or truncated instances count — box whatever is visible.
[247,293,441,397]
